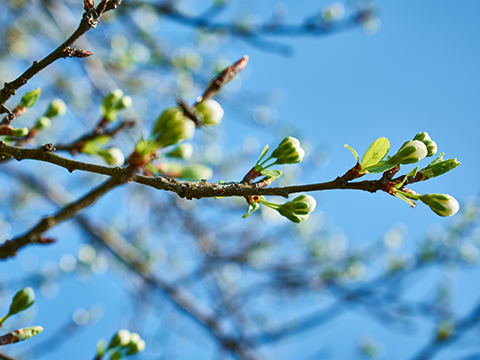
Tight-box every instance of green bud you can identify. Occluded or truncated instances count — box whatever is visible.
[34,116,51,130]
[11,127,29,137]
[413,132,437,157]
[389,140,428,165]
[179,164,213,180]
[270,137,305,165]
[14,326,43,342]
[101,89,124,121]
[99,148,125,166]
[110,350,122,360]
[152,107,195,148]
[44,99,67,118]
[117,96,132,110]
[166,143,193,159]
[108,329,131,349]
[20,88,41,108]
[126,333,145,355]
[194,99,224,126]
[275,195,316,223]
[436,319,454,341]
[321,2,344,22]
[8,287,35,316]
[418,157,460,180]
[419,193,459,217]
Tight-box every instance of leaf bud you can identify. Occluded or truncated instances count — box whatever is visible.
[8,287,35,316]
[126,333,146,355]
[418,158,460,180]
[108,329,131,349]
[166,143,193,159]
[152,107,195,148]
[34,116,52,130]
[194,99,224,126]
[270,136,305,165]
[20,88,41,108]
[389,140,428,165]
[13,326,43,342]
[11,127,29,137]
[44,99,67,118]
[419,193,459,217]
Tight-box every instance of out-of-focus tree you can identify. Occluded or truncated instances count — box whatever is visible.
[0,1,477,360]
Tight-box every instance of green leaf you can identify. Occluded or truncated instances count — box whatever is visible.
[396,166,418,189]
[242,202,260,218]
[425,152,445,168]
[344,144,359,163]
[365,163,397,174]
[255,145,270,166]
[395,192,416,207]
[361,137,390,169]
[260,169,282,181]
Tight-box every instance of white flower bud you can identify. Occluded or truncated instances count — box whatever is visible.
[195,99,224,126]
[420,193,459,217]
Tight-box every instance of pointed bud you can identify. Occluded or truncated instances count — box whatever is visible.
[44,99,67,118]
[418,158,460,180]
[13,326,43,342]
[108,329,131,349]
[20,88,41,108]
[419,193,459,217]
[194,99,224,126]
[389,140,428,165]
[8,287,35,316]
[166,143,193,159]
[152,107,195,148]
[11,127,29,137]
[34,116,51,130]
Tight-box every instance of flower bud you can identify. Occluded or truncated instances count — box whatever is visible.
[8,287,35,316]
[419,193,459,217]
[117,96,132,110]
[270,136,305,165]
[194,99,224,126]
[166,143,193,159]
[389,140,428,165]
[11,127,29,137]
[413,132,437,157]
[152,107,195,148]
[99,148,125,166]
[13,326,43,342]
[126,333,146,355]
[101,89,124,121]
[34,116,52,130]
[277,195,316,223]
[44,99,67,118]
[179,164,213,180]
[110,351,122,360]
[20,88,41,108]
[436,319,454,341]
[108,329,131,349]
[321,2,344,22]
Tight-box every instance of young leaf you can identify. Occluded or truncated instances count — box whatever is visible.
[395,192,416,207]
[344,144,359,163]
[255,145,270,166]
[361,137,390,169]
[260,169,282,182]
[242,202,260,218]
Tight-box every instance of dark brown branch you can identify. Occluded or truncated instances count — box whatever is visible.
[0,142,402,200]
[0,0,121,118]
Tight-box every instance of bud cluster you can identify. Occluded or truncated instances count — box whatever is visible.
[257,195,317,223]
[101,89,132,122]
[95,329,145,360]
